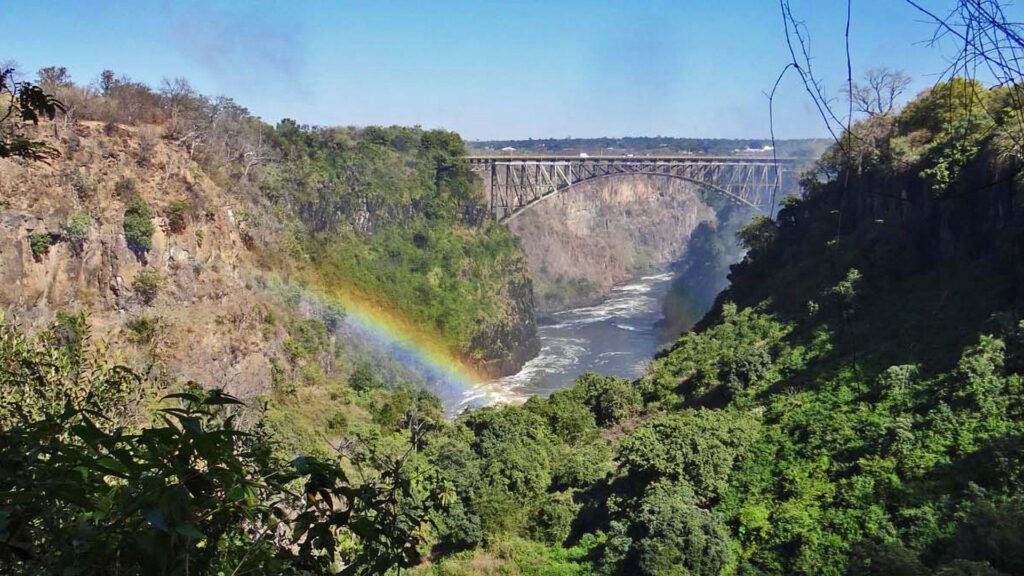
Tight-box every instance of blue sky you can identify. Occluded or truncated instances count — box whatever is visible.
[4,1,1010,140]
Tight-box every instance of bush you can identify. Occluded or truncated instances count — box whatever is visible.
[114,175,137,197]
[29,233,54,259]
[284,318,329,363]
[123,198,155,254]
[165,200,190,233]
[573,373,642,426]
[70,171,97,200]
[847,541,928,576]
[132,268,163,304]
[633,481,731,576]
[349,362,385,392]
[50,311,89,360]
[737,215,778,254]
[125,314,159,344]
[60,212,93,253]
[618,410,757,503]
[529,491,579,545]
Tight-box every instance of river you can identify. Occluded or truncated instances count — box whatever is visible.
[456,271,676,411]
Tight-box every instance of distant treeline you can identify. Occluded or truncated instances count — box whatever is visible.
[469,136,831,158]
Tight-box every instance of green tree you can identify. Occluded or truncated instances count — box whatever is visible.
[618,410,757,503]
[634,481,730,576]
[123,198,155,255]
[571,372,642,426]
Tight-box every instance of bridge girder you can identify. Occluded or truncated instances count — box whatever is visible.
[467,156,796,222]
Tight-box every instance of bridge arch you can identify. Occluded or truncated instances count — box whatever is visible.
[500,170,760,223]
[468,156,793,223]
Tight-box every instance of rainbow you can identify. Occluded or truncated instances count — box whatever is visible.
[269,275,527,412]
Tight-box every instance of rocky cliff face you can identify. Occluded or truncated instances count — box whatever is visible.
[0,122,290,398]
[506,176,717,312]
[470,261,540,377]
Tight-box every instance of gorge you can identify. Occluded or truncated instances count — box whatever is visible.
[8,22,1024,572]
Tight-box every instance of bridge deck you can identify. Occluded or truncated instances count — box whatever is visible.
[467,154,799,164]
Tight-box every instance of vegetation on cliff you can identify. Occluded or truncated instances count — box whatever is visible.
[263,122,537,371]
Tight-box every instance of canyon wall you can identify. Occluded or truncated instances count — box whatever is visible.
[0,122,289,399]
[506,176,717,312]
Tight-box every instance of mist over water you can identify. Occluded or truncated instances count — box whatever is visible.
[456,272,677,412]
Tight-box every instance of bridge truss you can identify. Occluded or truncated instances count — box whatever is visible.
[467,156,796,222]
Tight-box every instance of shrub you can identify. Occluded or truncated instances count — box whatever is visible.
[60,212,93,253]
[123,198,155,254]
[737,215,778,254]
[114,175,137,197]
[29,233,54,259]
[634,481,730,576]
[50,311,89,360]
[125,314,158,344]
[618,410,757,503]
[573,373,642,426]
[70,171,97,200]
[529,491,579,545]
[165,200,190,233]
[132,268,163,304]
[349,362,385,392]
[284,318,329,363]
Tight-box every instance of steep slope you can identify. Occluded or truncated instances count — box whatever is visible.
[0,121,291,397]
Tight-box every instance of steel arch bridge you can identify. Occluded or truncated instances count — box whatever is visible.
[467,155,798,222]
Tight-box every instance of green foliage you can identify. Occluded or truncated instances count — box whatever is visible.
[847,541,928,576]
[165,200,191,233]
[0,312,137,431]
[945,499,1024,576]
[284,317,329,363]
[349,362,386,392]
[28,233,53,258]
[463,407,554,501]
[125,314,159,344]
[0,318,448,575]
[132,268,164,304]
[123,198,155,254]
[618,410,757,504]
[737,215,778,254]
[643,303,791,406]
[529,492,579,545]
[633,481,731,576]
[525,392,597,445]
[60,211,92,253]
[569,372,641,426]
